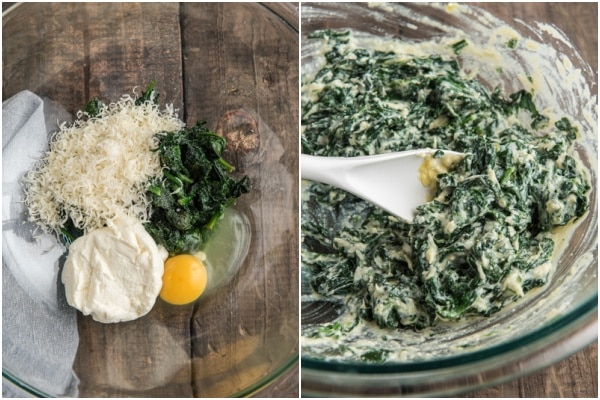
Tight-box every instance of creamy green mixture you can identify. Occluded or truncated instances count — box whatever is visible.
[301,30,590,361]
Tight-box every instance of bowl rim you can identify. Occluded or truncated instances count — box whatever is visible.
[301,293,597,374]
[3,356,301,398]
[2,370,50,398]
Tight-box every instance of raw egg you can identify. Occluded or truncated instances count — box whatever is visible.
[160,254,208,305]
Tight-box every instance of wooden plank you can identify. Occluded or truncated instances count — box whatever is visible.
[83,2,184,111]
[74,302,195,397]
[464,342,598,398]
[180,3,299,397]
[2,3,86,113]
[59,3,192,397]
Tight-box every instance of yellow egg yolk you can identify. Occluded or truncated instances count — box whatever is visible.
[160,254,207,305]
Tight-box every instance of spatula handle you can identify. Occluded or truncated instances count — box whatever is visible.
[301,154,352,188]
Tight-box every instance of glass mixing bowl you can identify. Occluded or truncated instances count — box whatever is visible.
[300,2,597,396]
[3,2,298,397]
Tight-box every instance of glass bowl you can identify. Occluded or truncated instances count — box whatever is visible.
[3,2,298,397]
[300,2,597,396]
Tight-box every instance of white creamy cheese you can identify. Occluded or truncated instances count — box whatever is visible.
[62,214,167,323]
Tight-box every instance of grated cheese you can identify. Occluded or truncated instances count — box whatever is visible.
[24,93,185,235]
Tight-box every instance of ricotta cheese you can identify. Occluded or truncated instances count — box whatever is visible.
[62,214,167,323]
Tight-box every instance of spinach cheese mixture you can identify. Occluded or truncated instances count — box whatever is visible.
[301,31,590,335]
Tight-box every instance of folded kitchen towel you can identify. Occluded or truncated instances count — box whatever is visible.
[2,91,79,397]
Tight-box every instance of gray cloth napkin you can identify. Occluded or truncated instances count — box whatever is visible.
[2,91,79,397]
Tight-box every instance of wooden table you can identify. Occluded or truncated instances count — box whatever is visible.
[3,3,299,397]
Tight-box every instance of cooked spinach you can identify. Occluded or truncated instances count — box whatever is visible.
[84,79,155,118]
[301,30,590,333]
[58,82,250,253]
[84,97,104,118]
[145,121,250,255]
[135,79,158,106]
[451,38,468,54]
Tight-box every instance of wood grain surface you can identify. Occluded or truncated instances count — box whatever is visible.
[3,2,299,398]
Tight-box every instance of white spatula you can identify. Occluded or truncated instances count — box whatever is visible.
[301,149,464,222]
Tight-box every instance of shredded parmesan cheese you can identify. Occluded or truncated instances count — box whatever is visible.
[24,93,185,234]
